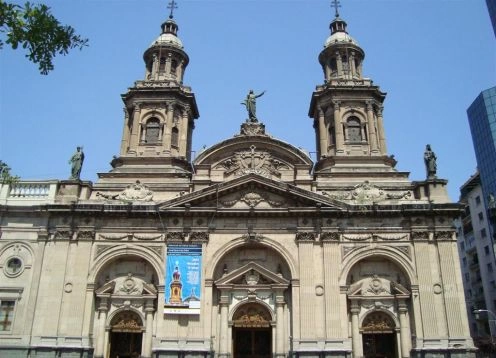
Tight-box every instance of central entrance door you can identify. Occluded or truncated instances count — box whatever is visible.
[232,303,272,358]
[361,312,397,358]
[109,311,143,358]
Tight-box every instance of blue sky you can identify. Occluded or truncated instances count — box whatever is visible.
[1,0,495,200]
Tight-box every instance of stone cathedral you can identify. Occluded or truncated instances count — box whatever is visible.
[0,4,475,358]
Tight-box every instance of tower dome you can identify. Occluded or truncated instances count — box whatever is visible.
[318,13,364,81]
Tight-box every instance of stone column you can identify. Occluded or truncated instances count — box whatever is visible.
[142,300,155,358]
[333,101,344,153]
[177,60,184,83]
[129,103,142,154]
[164,103,173,153]
[165,54,172,77]
[350,302,362,358]
[179,107,189,158]
[120,107,131,154]
[398,302,411,358]
[152,53,158,80]
[376,105,387,154]
[219,292,230,357]
[366,101,379,154]
[350,52,356,78]
[275,293,285,357]
[336,52,343,77]
[317,107,328,158]
[94,298,108,358]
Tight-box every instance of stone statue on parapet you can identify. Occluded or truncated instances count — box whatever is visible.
[488,193,496,209]
[241,89,265,122]
[423,144,437,179]
[69,146,84,180]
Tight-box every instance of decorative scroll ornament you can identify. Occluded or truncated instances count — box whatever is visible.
[411,231,429,240]
[221,189,285,208]
[190,232,209,242]
[434,231,453,240]
[166,232,186,242]
[220,145,287,178]
[53,230,73,240]
[239,122,266,136]
[96,180,153,202]
[77,231,95,240]
[386,191,412,200]
[324,181,385,203]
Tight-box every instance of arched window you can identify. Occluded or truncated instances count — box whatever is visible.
[171,127,179,148]
[171,59,178,76]
[145,118,160,144]
[329,58,337,77]
[346,117,362,143]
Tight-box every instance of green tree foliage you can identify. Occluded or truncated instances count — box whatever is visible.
[0,1,88,74]
[0,161,19,185]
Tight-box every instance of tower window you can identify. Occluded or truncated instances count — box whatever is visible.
[171,127,179,148]
[145,118,161,144]
[346,117,362,143]
[329,58,337,77]
[159,57,166,72]
[171,59,178,76]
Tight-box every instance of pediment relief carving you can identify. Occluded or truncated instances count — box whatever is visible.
[96,180,153,202]
[220,189,286,208]
[216,261,289,287]
[347,275,410,297]
[322,181,412,203]
[216,145,289,179]
[95,273,157,297]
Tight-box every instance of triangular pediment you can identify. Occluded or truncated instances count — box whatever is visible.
[158,174,346,210]
[215,261,289,287]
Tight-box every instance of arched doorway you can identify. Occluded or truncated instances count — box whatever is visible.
[361,312,397,358]
[232,303,272,358]
[109,311,143,358]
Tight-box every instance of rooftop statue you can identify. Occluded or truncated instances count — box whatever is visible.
[423,144,437,179]
[241,89,265,122]
[69,146,84,180]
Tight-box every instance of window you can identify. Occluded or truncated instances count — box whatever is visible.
[465,272,470,282]
[460,242,465,250]
[171,127,179,148]
[462,257,467,266]
[144,118,160,144]
[476,195,481,205]
[0,301,15,332]
[478,212,484,221]
[485,245,490,255]
[171,59,178,75]
[488,263,493,273]
[481,228,487,238]
[159,56,166,72]
[346,117,362,142]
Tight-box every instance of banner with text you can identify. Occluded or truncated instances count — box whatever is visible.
[164,244,202,315]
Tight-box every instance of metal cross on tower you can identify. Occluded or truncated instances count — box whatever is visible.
[167,0,178,19]
[332,0,341,17]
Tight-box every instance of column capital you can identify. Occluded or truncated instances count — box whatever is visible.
[366,100,374,111]
[332,100,341,109]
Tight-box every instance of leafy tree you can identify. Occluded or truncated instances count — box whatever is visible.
[0,1,88,74]
[0,161,19,185]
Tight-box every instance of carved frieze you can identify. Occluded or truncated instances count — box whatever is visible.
[295,232,316,242]
[411,231,429,241]
[77,231,95,241]
[342,245,367,257]
[386,191,412,200]
[219,145,288,178]
[133,233,163,241]
[434,231,453,241]
[373,233,408,241]
[321,232,340,241]
[99,233,130,241]
[96,180,153,202]
[53,230,73,240]
[361,312,395,332]
[189,231,209,243]
[166,232,186,242]
[342,234,372,242]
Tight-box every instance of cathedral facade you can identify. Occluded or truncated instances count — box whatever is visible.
[0,5,475,358]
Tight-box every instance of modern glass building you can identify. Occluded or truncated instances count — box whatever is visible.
[487,0,496,38]
[467,86,496,203]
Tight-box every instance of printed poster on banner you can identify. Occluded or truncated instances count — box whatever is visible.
[164,244,202,314]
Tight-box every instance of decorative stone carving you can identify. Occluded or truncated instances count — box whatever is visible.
[411,231,429,240]
[342,234,372,241]
[111,311,142,332]
[219,145,288,178]
[361,312,395,332]
[190,231,209,242]
[239,122,266,136]
[77,231,95,240]
[232,304,271,328]
[245,270,260,285]
[373,233,408,241]
[95,245,112,258]
[118,274,142,295]
[342,245,367,257]
[295,232,316,241]
[221,190,284,208]
[391,245,411,259]
[386,191,412,200]
[96,180,153,202]
[133,233,163,241]
[148,246,164,257]
[325,181,385,204]
[364,276,390,296]
[99,233,129,241]
[320,232,340,241]
[53,230,73,240]
[241,233,263,243]
[166,232,186,242]
[434,231,453,241]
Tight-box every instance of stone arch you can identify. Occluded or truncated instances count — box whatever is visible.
[205,236,297,280]
[141,110,166,124]
[229,301,275,324]
[339,246,416,286]
[88,245,164,285]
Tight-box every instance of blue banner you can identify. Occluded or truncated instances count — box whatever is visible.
[164,244,202,315]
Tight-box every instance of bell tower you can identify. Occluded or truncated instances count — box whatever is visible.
[309,5,398,179]
[97,1,199,194]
